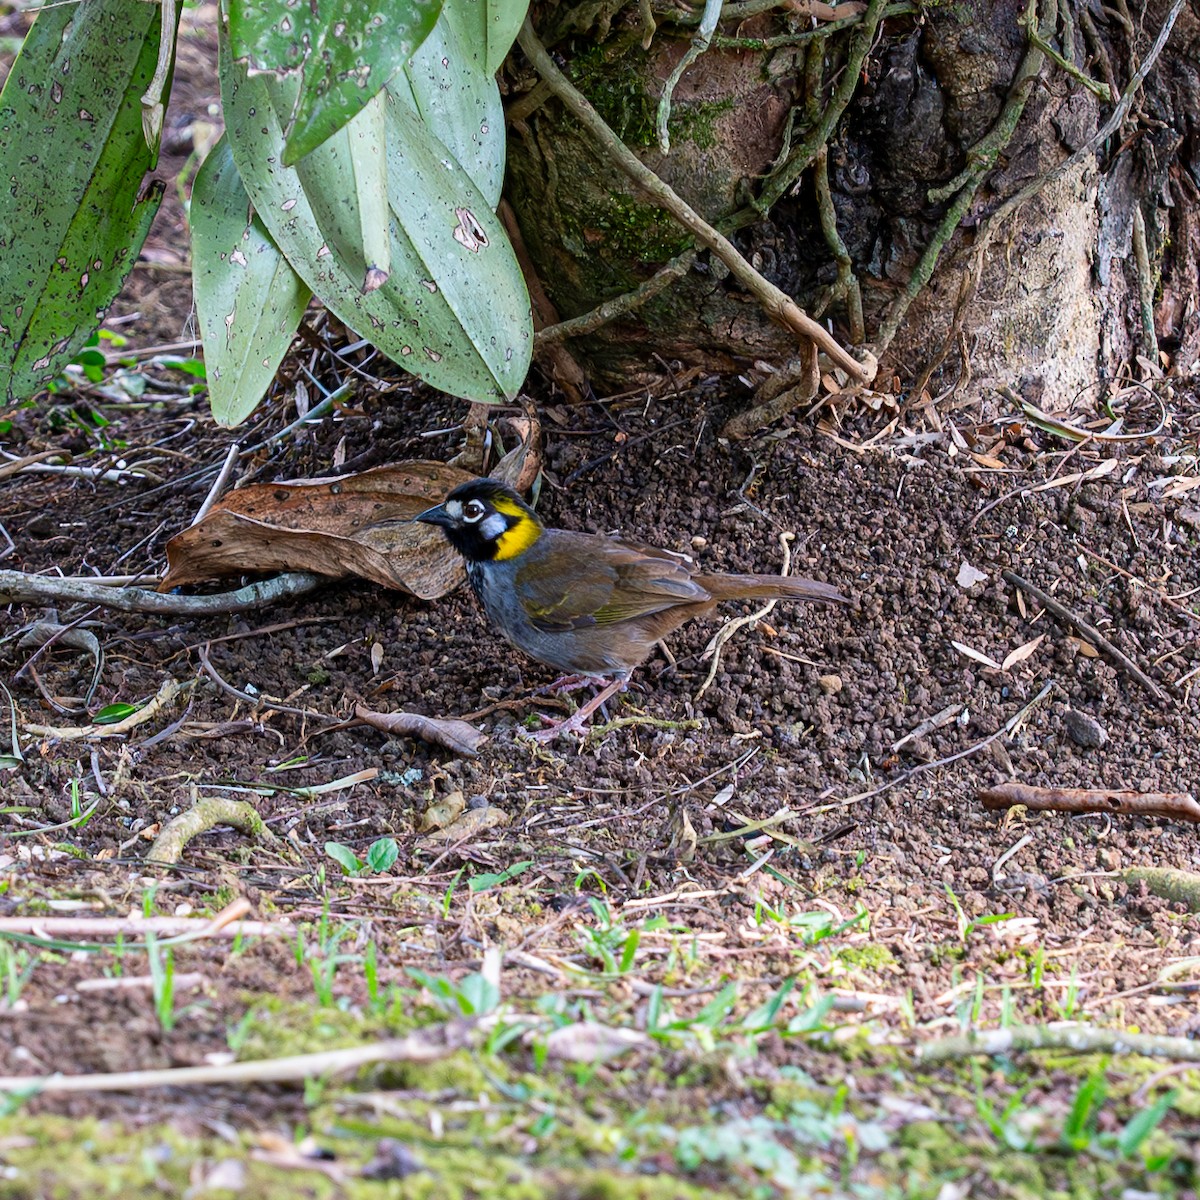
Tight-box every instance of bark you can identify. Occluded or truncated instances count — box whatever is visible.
[505,1,1200,403]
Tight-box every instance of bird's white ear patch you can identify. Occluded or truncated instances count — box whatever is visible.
[444,499,463,520]
[479,512,507,541]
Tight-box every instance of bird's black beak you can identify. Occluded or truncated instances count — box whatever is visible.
[414,502,454,529]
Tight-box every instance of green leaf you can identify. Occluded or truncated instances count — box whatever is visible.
[225,0,444,164]
[0,0,174,402]
[190,136,311,427]
[365,837,399,873]
[92,703,142,725]
[395,0,506,204]
[220,29,531,402]
[293,90,392,292]
[1116,1088,1177,1158]
[468,860,532,892]
[324,842,364,876]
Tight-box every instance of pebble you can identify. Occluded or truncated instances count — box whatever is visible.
[1063,709,1107,749]
[818,674,843,695]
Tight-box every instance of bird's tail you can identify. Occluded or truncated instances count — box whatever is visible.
[698,573,850,606]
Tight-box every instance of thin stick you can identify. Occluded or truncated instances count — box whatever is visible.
[1001,569,1167,702]
[918,1023,1200,1064]
[23,678,182,741]
[695,532,793,699]
[0,1027,470,1094]
[516,19,869,384]
[191,441,241,525]
[981,782,1200,824]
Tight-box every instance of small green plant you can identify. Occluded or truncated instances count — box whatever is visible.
[469,860,532,892]
[324,836,398,877]
[407,966,500,1017]
[752,900,869,945]
[145,933,177,1032]
[945,884,1015,943]
[0,940,36,1008]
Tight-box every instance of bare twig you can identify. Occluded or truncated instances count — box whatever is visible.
[918,1023,1200,1064]
[981,782,1200,824]
[23,679,183,741]
[191,441,241,525]
[0,1026,472,1094]
[1001,569,1167,702]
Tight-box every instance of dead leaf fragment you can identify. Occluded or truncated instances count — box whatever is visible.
[418,789,466,833]
[950,640,1002,670]
[542,1021,651,1063]
[1001,634,1045,671]
[956,561,989,589]
[417,806,509,845]
[355,704,487,757]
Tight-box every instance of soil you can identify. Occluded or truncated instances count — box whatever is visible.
[1,8,1198,1197]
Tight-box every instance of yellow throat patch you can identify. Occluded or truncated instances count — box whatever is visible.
[490,496,542,561]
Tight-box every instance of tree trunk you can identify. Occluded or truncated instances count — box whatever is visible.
[504,0,1200,407]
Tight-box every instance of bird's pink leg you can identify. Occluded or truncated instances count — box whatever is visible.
[525,677,627,743]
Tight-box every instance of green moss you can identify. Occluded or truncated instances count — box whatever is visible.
[835,942,897,973]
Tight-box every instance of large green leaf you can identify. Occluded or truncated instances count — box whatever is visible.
[294,90,392,292]
[220,26,531,402]
[190,136,312,427]
[226,0,444,164]
[481,0,530,76]
[395,0,506,204]
[0,0,171,402]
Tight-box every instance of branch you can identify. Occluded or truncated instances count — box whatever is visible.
[516,19,870,383]
[980,782,1200,824]
[0,568,327,615]
[918,1023,1200,1064]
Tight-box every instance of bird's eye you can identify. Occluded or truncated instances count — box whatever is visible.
[463,499,486,522]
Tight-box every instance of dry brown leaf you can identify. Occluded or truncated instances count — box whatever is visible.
[418,806,509,845]
[418,790,466,833]
[355,704,487,756]
[1001,634,1045,672]
[163,460,473,597]
[1068,636,1101,658]
[162,428,541,599]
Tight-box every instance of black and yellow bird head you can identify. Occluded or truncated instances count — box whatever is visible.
[415,478,543,563]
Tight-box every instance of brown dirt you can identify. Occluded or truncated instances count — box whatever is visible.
[1,7,1199,1190]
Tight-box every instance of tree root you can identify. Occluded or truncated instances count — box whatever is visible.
[146,797,275,866]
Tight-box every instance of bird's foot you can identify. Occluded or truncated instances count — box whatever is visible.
[524,677,627,743]
[531,673,599,697]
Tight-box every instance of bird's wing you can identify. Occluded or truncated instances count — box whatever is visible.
[516,534,709,632]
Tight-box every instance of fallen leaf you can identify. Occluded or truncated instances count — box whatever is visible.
[417,790,466,833]
[418,806,509,845]
[542,1021,651,1063]
[950,640,1002,670]
[956,561,989,589]
[1067,636,1101,658]
[1001,634,1045,671]
[355,705,487,757]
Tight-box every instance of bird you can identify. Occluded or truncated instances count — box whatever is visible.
[415,478,849,741]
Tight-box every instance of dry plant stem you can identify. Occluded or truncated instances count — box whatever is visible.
[0,567,326,615]
[815,681,1054,810]
[1000,569,1167,702]
[1131,205,1160,363]
[1122,867,1200,912]
[516,19,868,383]
[535,248,699,346]
[874,0,1055,355]
[722,344,819,439]
[191,441,240,525]
[0,1026,470,1094]
[812,146,865,343]
[146,797,275,866]
[24,678,182,740]
[695,532,794,698]
[0,915,285,943]
[981,782,1200,824]
[918,1023,1200,1064]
